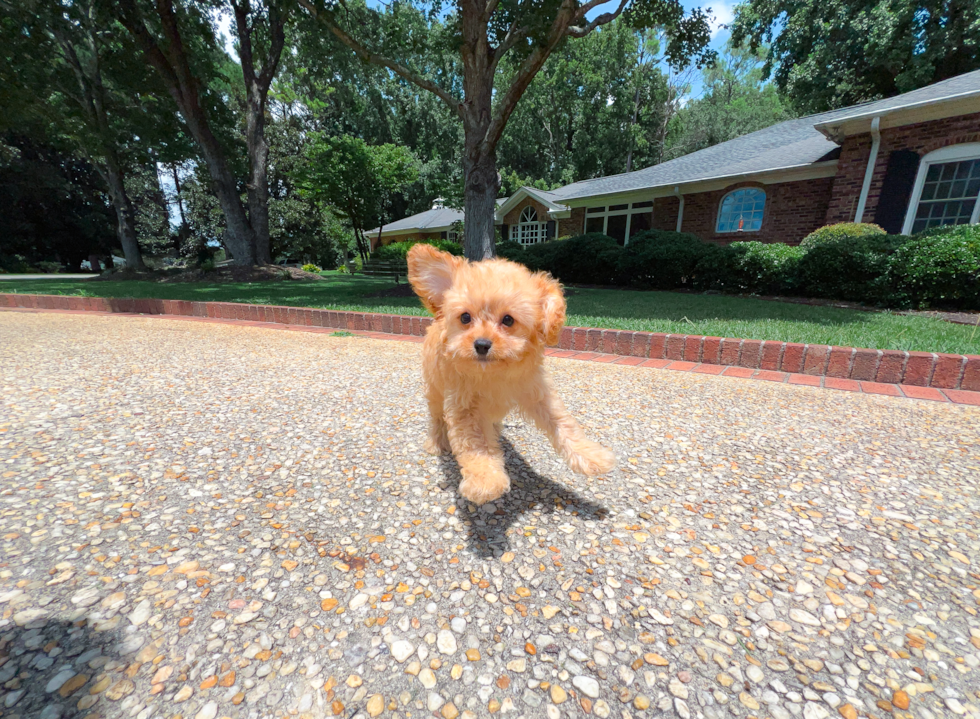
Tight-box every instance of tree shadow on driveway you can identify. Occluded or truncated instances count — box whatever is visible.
[436,436,609,559]
[0,615,127,717]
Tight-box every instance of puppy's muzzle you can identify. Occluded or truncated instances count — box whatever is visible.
[473,339,492,357]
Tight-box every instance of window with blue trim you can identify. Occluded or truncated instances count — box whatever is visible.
[717,188,765,233]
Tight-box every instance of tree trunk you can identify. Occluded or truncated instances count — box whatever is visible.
[103,160,146,270]
[192,127,257,266]
[462,148,499,260]
[245,92,272,264]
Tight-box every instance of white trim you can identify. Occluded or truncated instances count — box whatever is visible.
[901,143,980,234]
[495,186,567,221]
[582,201,653,244]
[854,116,882,222]
[814,87,980,137]
[715,187,766,234]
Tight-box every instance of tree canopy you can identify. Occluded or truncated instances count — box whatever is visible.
[731,0,980,112]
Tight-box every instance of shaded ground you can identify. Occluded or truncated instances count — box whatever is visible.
[1,311,979,719]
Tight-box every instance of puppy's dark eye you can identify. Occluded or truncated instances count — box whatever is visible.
[501,315,514,327]
[460,312,471,325]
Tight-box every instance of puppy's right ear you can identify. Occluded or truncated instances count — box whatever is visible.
[407,244,462,315]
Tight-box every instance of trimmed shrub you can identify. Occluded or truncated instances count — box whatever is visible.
[888,225,980,309]
[503,233,622,284]
[494,241,527,262]
[617,230,711,289]
[797,231,908,303]
[302,263,322,273]
[694,241,804,295]
[799,222,886,249]
[373,239,462,261]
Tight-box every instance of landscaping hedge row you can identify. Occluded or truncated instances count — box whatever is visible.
[497,223,980,310]
[373,239,462,261]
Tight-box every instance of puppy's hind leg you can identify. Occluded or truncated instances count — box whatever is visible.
[520,383,615,476]
[423,384,451,456]
[446,408,510,505]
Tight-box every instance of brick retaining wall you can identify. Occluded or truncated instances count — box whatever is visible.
[3,293,977,391]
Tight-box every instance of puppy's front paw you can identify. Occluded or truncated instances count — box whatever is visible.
[458,458,511,505]
[565,441,616,476]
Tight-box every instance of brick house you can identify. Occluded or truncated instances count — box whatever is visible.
[370,69,980,250]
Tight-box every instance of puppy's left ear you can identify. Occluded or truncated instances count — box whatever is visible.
[408,244,463,315]
[535,272,566,346]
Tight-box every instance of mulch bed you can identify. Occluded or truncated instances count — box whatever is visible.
[99,265,324,283]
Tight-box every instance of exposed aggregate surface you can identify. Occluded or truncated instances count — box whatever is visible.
[1,311,979,719]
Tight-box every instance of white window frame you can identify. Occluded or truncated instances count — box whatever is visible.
[446,228,459,243]
[901,143,980,235]
[510,206,545,245]
[716,188,766,234]
[582,201,653,245]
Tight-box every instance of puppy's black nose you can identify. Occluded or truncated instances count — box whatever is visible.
[474,339,492,356]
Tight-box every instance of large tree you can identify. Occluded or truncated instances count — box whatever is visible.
[115,0,288,265]
[0,0,184,269]
[297,0,713,260]
[666,43,793,158]
[731,0,980,113]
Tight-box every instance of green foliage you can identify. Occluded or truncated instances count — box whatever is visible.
[0,135,116,271]
[494,241,527,262]
[302,263,322,273]
[799,222,886,249]
[694,242,804,295]
[373,239,462,261]
[532,234,623,285]
[616,230,711,288]
[300,134,420,262]
[668,43,794,158]
[797,232,907,302]
[731,0,980,113]
[888,226,980,309]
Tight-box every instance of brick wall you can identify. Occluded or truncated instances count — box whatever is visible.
[825,112,980,225]
[558,208,585,237]
[653,178,835,245]
[502,199,550,226]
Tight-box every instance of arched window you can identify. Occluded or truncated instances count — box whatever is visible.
[510,205,544,245]
[902,143,980,234]
[716,188,765,233]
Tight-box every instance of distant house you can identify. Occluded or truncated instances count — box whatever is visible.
[374,69,980,250]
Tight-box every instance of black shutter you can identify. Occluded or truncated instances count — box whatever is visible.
[546,220,556,240]
[440,231,447,240]
[873,150,920,233]
[501,224,509,242]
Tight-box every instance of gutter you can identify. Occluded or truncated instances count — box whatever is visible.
[854,116,881,223]
[674,187,685,233]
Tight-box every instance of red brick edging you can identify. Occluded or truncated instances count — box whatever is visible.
[3,293,978,393]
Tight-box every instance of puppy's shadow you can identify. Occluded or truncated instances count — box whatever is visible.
[437,436,609,559]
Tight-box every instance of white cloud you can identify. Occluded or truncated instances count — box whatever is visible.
[708,0,735,38]
[212,8,238,59]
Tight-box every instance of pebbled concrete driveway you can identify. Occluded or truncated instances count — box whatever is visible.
[1,311,979,719]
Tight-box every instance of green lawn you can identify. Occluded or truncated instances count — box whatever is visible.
[2,272,978,354]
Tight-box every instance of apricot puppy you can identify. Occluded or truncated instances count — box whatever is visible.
[407,244,616,505]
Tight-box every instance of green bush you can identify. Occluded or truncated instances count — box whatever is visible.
[373,239,462,261]
[548,233,623,284]
[799,222,886,249]
[695,241,804,295]
[887,225,980,309]
[494,241,526,262]
[302,263,322,273]
[617,230,711,289]
[797,231,908,303]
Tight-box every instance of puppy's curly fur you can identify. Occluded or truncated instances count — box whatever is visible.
[407,244,616,505]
